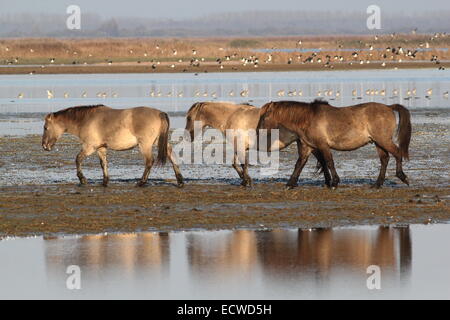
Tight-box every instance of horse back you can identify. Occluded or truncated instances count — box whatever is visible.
[319,102,395,126]
[314,102,396,150]
[81,106,164,145]
[225,106,260,130]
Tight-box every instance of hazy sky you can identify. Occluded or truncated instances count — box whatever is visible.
[3,0,450,19]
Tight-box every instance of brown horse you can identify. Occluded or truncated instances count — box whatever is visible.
[257,100,411,189]
[186,101,331,187]
[42,104,184,187]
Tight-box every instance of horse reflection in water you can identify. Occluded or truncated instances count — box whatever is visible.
[44,227,411,285]
[258,227,411,279]
[45,233,170,278]
[186,227,412,281]
[187,230,259,275]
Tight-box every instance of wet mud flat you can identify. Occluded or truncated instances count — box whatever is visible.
[0,183,449,237]
[0,109,449,237]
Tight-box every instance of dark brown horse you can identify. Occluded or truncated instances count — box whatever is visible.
[42,105,184,187]
[257,100,411,189]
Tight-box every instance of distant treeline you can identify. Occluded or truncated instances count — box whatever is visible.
[1,10,449,37]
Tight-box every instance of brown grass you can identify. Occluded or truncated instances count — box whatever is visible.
[0,37,255,64]
[1,34,449,70]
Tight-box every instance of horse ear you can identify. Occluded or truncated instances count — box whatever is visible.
[45,114,54,121]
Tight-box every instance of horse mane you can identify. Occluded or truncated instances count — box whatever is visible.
[260,100,325,129]
[53,104,106,122]
[311,98,330,106]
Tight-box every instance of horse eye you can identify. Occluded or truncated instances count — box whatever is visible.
[44,127,48,130]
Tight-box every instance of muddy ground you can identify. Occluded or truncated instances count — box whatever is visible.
[0,183,449,237]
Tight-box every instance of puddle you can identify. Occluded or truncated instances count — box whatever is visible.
[0,224,449,299]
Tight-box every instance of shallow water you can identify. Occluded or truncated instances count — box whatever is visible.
[0,224,449,299]
[0,69,450,114]
[253,48,450,54]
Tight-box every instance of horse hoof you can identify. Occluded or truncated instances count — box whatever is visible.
[240,183,252,189]
[136,181,146,187]
[397,172,409,186]
[240,181,249,187]
[285,184,297,190]
[177,182,185,188]
[371,184,382,189]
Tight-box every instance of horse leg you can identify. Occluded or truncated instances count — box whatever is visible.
[167,144,184,187]
[319,146,340,189]
[372,145,389,188]
[312,149,331,188]
[76,147,95,185]
[97,147,109,187]
[286,144,312,189]
[240,160,252,187]
[396,158,409,186]
[137,143,154,187]
[238,150,252,187]
[376,141,409,185]
[232,153,245,180]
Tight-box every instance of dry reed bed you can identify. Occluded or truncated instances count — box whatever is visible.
[1,35,449,66]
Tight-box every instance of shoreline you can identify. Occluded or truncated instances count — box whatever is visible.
[1,61,449,75]
[0,183,448,238]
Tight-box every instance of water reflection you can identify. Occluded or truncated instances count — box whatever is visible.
[45,233,170,277]
[42,226,412,298]
[186,227,411,281]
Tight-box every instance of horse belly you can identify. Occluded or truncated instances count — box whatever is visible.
[107,130,138,151]
[269,137,294,151]
[273,129,297,151]
[329,132,370,151]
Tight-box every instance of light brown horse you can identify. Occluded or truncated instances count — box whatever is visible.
[42,104,184,187]
[186,102,257,186]
[186,101,331,187]
[257,100,411,189]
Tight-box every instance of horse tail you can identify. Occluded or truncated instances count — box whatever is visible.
[187,102,204,117]
[257,102,274,129]
[390,104,412,161]
[256,102,275,151]
[156,112,170,166]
